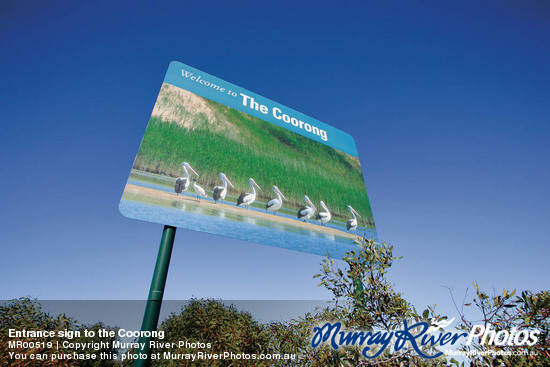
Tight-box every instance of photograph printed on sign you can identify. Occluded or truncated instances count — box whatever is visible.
[120,78,377,258]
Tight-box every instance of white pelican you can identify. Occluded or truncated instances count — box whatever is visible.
[346,205,361,231]
[237,178,261,210]
[315,201,331,226]
[266,186,286,215]
[192,179,207,202]
[174,162,198,195]
[213,173,234,204]
[297,195,316,222]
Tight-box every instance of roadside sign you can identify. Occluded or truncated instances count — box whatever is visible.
[120,62,377,259]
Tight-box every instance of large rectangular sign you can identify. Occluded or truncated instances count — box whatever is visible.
[119,62,377,259]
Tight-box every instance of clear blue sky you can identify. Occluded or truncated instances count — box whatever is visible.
[1,0,549,321]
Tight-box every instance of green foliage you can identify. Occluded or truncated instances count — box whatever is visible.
[311,237,449,366]
[162,299,269,354]
[454,285,550,366]
[73,322,121,367]
[6,243,547,367]
[0,297,119,367]
[132,93,374,224]
[316,237,413,330]
[133,298,286,367]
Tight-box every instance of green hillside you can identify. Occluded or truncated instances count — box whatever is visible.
[132,87,374,226]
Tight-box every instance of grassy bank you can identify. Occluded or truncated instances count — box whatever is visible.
[132,93,374,227]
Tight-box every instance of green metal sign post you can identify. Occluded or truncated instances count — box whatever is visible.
[133,225,176,367]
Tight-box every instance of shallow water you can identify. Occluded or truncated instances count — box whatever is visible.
[120,172,377,259]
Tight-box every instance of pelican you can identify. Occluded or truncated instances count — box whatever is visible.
[236,178,261,210]
[213,173,234,204]
[297,195,317,222]
[315,201,331,226]
[174,162,198,195]
[346,205,361,231]
[192,178,207,202]
[266,186,286,215]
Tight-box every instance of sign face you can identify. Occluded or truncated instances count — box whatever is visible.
[120,62,377,259]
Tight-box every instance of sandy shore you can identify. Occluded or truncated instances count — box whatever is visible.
[123,183,362,241]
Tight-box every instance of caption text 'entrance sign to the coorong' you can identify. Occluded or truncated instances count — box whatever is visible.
[120,61,377,259]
